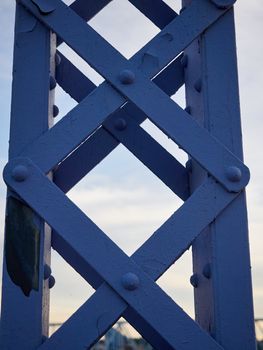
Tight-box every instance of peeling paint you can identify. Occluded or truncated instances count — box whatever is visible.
[5,196,40,296]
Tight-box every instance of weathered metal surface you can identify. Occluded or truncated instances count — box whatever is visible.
[1,0,256,349]
[5,196,40,296]
[54,53,185,193]
[103,112,190,200]
[19,0,249,193]
[0,3,54,349]
[5,158,226,350]
[183,2,256,348]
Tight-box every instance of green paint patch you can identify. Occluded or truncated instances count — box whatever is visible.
[5,196,40,296]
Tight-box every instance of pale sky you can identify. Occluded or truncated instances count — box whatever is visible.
[0,0,262,335]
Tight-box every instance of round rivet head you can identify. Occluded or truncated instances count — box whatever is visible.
[114,118,127,131]
[53,105,59,117]
[194,78,202,93]
[49,76,57,90]
[49,275,56,289]
[11,165,29,182]
[190,274,199,288]
[210,0,236,9]
[121,272,140,291]
[119,70,135,84]
[55,52,61,66]
[226,166,242,182]
[202,263,211,279]
[44,264,52,280]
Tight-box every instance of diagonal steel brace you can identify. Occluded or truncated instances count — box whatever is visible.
[19,0,249,193]
[3,157,238,349]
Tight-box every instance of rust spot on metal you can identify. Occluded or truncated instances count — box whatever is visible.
[5,196,40,296]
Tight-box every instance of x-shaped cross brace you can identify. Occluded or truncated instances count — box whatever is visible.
[4,0,247,349]
[19,0,249,193]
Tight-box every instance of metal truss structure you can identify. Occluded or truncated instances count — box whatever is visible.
[0,0,256,349]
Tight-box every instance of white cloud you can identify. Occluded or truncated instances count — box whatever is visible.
[68,156,182,254]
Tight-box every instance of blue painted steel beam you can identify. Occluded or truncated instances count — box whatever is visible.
[57,0,177,46]
[39,284,126,350]
[53,0,182,199]
[55,54,188,199]
[55,105,190,201]
[4,158,225,350]
[3,162,239,350]
[56,0,112,45]
[128,0,177,29]
[69,0,111,22]
[56,52,184,103]
[51,177,238,291]
[53,127,118,193]
[183,3,256,348]
[20,0,248,193]
[0,4,53,348]
[4,158,229,350]
[103,113,189,200]
[56,52,96,102]
[43,180,240,349]
[2,1,255,349]
[70,0,177,31]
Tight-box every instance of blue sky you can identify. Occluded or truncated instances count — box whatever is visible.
[0,0,262,331]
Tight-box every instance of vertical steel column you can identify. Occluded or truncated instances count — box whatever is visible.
[0,1,256,349]
[183,2,256,349]
[0,4,54,349]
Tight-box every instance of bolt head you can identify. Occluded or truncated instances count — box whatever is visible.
[226,166,242,182]
[119,70,135,84]
[210,0,236,9]
[121,272,140,291]
[114,118,127,131]
[49,275,56,289]
[11,165,29,182]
